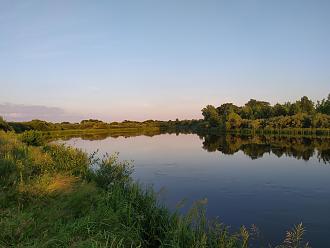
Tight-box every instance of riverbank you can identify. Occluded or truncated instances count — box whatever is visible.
[194,127,330,138]
[3,115,330,139]
[0,131,311,247]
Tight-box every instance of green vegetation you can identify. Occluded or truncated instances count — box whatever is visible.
[0,131,311,247]
[7,119,166,133]
[1,94,329,138]
[0,95,326,247]
[201,94,330,135]
[0,116,12,132]
[316,94,330,115]
[20,130,46,146]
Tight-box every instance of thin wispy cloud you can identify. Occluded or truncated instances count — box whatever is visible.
[0,103,85,122]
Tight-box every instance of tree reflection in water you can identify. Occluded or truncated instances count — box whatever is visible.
[201,134,330,164]
[53,130,330,164]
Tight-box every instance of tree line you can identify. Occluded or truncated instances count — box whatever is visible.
[1,119,166,133]
[202,94,330,130]
[0,116,194,133]
[1,94,330,134]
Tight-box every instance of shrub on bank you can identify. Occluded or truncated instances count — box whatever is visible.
[88,152,133,189]
[0,116,12,132]
[20,130,45,146]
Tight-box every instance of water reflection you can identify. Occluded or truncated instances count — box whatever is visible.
[55,130,330,164]
[49,129,163,141]
[61,132,330,247]
[201,134,330,164]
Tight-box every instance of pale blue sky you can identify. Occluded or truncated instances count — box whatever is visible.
[1,0,329,121]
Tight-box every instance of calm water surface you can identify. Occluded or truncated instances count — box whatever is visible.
[62,133,330,247]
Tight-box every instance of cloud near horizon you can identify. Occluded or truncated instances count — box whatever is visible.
[0,103,86,122]
[0,102,203,123]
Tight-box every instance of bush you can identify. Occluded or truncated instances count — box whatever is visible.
[88,153,133,189]
[44,144,89,176]
[20,130,45,146]
[0,116,12,132]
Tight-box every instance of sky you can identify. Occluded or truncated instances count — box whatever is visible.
[1,0,329,122]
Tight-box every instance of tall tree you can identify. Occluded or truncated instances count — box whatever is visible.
[289,103,301,115]
[298,96,315,114]
[273,103,288,117]
[316,94,330,115]
[225,112,242,130]
[217,103,240,116]
[202,105,221,127]
[244,99,272,119]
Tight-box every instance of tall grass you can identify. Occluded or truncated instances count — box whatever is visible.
[0,131,311,247]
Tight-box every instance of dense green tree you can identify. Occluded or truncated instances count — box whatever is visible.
[316,94,330,115]
[217,103,240,116]
[302,115,312,128]
[273,103,288,117]
[241,119,261,129]
[244,99,272,119]
[289,103,301,115]
[202,105,221,127]
[27,120,52,131]
[225,112,242,130]
[240,105,253,119]
[298,96,315,114]
[201,94,330,130]
[312,113,330,128]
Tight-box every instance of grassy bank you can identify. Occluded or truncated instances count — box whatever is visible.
[0,131,311,247]
[230,128,330,137]
[3,115,330,140]
[194,126,330,138]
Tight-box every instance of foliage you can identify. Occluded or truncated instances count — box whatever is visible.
[88,152,133,189]
[20,130,46,146]
[0,116,12,132]
[273,103,289,117]
[316,94,330,115]
[202,105,222,127]
[298,96,315,114]
[226,112,242,130]
[43,143,89,176]
[0,131,312,247]
[242,99,273,119]
[5,94,330,138]
[8,118,166,133]
[201,94,330,132]
[217,103,240,116]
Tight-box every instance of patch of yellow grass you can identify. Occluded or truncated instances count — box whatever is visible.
[46,174,78,193]
[19,174,79,196]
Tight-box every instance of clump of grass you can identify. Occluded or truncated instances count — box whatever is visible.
[0,131,312,247]
[273,223,311,248]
